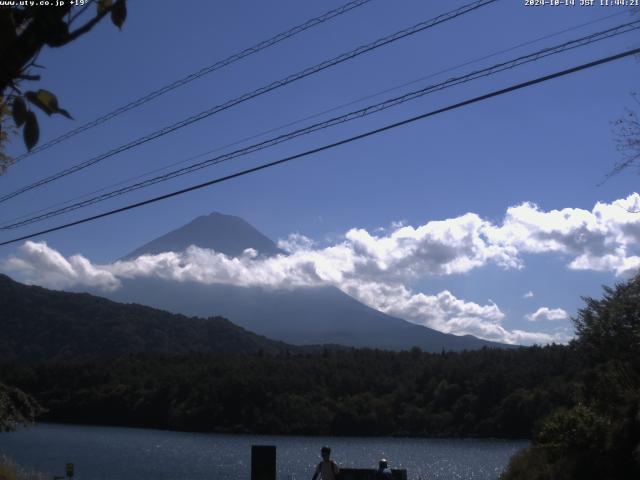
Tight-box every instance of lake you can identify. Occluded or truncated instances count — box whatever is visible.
[0,423,527,480]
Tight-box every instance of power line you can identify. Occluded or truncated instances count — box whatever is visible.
[1,46,637,248]
[1,9,623,229]
[11,0,374,163]
[0,0,497,205]
[0,10,624,230]
[3,19,638,230]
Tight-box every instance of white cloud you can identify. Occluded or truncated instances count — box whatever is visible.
[341,213,519,281]
[524,291,534,299]
[5,194,639,346]
[526,307,569,322]
[3,241,563,346]
[277,233,315,253]
[272,193,640,284]
[344,281,568,345]
[3,241,120,291]
[485,193,640,277]
[351,283,508,340]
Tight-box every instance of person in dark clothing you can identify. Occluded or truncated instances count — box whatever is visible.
[376,459,392,479]
[311,446,339,480]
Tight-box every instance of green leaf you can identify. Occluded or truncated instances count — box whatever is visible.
[25,90,53,115]
[23,111,39,151]
[25,90,72,119]
[12,97,27,127]
[97,0,113,15]
[36,89,59,112]
[111,0,126,29]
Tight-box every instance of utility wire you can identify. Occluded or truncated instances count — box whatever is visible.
[3,19,638,230]
[0,0,497,205]
[0,9,624,229]
[1,9,624,229]
[12,0,374,162]
[1,46,638,248]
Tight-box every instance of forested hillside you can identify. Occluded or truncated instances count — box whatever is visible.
[0,274,292,360]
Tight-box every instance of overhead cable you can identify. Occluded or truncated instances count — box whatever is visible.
[3,8,622,228]
[1,46,637,247]
[3,19,638,230]
[11,0,374,162]
[0,0,498,204]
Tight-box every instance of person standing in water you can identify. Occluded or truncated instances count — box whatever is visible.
[311,446,340,480]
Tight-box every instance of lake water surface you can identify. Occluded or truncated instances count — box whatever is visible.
[0,423,527,480]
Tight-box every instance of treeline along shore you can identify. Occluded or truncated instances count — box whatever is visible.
[0,274,639,478]
[0,345,575,438]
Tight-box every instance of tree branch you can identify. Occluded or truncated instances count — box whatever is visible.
[69,0,96,25]
[62,4,115,46]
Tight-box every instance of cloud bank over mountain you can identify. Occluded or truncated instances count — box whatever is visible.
[5,193,640,345]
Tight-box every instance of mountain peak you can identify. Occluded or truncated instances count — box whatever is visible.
[121,212,284,260]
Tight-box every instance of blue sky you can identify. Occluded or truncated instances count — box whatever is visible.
[2,0,640,344]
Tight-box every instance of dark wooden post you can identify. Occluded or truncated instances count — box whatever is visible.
[251,445,276,480]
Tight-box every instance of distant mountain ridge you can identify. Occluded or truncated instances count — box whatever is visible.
[108,278,509,351]
[108,212,513,352]
[121,212,285,260]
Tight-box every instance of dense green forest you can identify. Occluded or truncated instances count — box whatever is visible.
[0,274,638,478]
[0,345,576,438]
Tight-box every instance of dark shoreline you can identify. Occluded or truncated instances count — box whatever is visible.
[25,420,533,442]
